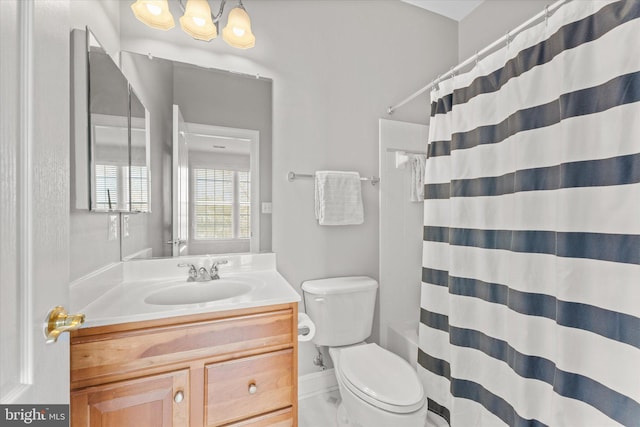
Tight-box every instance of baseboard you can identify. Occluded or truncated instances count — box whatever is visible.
[298,369,338,399]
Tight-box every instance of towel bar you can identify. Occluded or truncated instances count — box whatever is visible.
[287,171,380,185]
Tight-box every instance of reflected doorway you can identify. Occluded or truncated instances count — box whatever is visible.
[172,113,260,256]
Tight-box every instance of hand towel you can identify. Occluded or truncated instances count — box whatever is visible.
[314,171,364,225]
[410,155,427,202]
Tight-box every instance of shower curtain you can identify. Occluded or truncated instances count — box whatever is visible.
[418,1,640,426]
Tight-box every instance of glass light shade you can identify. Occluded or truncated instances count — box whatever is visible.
[131,0,175,31]
[222,6,255,49]
[179,0,217,41]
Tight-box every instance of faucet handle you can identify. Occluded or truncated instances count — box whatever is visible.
[178,263,198,281]
[212,259,229,268]
[209,259,228,279]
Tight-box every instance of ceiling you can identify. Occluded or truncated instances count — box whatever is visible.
[401,0,484,21]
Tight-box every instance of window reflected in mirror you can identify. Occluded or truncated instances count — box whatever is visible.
[193,168,251,240]
[184,123,258,256]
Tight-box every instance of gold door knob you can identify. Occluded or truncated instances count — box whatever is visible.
[44,306,85,343]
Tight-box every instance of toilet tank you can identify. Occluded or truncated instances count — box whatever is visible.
[301,276,378,347]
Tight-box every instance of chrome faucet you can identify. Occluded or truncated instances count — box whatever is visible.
[209,259,228,280]
[178,260,228,282]
[196,266,211,282]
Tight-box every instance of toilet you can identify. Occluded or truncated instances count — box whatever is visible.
[302,276,428,427]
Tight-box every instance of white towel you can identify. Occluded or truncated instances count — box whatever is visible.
[314,171,364,225]
[410,155,427,202]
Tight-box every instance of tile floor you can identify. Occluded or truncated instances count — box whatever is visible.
[298,389,342,427]
[298,389,448,427]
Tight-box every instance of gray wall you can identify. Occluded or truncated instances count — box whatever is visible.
[265,3,456,357]
[459,0,549,61]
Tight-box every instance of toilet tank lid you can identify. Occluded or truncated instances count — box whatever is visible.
[301,276,378,295]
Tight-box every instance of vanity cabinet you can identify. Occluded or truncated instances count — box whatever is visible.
[70,303,298,427]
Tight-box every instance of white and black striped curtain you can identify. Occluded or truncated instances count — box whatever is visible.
[418,1,640,426]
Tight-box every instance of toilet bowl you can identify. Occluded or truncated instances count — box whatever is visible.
[301,276,427,427]
[330,343,428,427]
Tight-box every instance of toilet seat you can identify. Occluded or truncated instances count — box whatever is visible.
[337,343,424,414]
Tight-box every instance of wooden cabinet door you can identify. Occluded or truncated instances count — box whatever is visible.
[71,369,189,427]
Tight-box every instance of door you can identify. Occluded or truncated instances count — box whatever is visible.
[172,105,189,257]
[0,0,73,404]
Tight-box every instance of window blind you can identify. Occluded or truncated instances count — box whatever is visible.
[194,168,234,239]
[193,168,251,241]
[94,164,119,210]
[129,165,149,211]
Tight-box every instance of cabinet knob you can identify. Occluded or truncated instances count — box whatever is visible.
[248,383,257,394]
[174,390,184,403]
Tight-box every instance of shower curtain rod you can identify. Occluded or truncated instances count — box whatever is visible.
[386,0,568,115]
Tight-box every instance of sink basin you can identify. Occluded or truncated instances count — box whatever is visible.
[144,279,253,305]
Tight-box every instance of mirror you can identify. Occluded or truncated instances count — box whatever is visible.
[88,30,129,211]
[87,30,151,213]
[119,52,272,259]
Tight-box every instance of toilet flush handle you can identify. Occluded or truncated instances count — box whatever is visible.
[314,297,325,303]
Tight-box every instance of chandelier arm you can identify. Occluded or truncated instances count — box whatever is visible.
[211,0,227,23]
[176,0,227,23]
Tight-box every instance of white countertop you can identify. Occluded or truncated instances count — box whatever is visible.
[72,253,301,328]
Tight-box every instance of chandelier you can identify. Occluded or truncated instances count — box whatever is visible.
[130,0,255,49]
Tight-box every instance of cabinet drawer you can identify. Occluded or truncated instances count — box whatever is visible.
[225,407,293,427]
[70,369,189,427]
[71,309,293,388]
[205,349,293,426]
